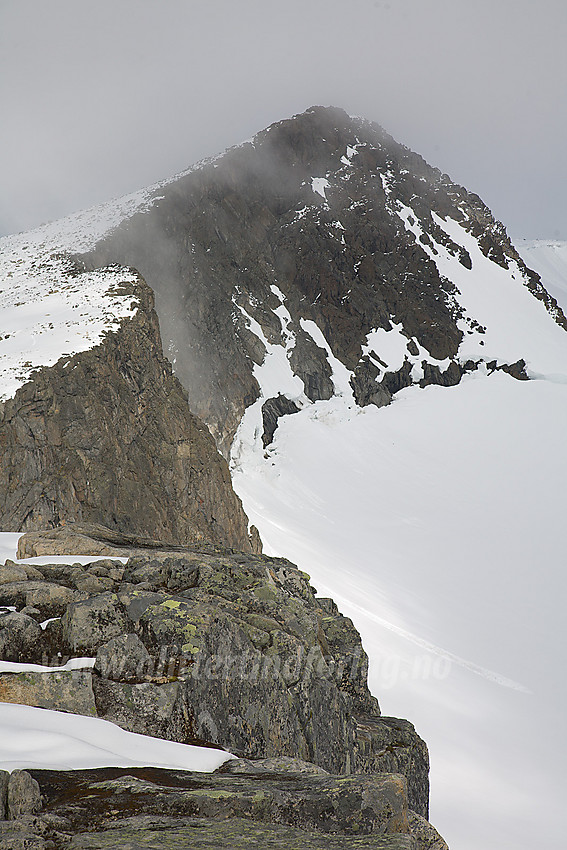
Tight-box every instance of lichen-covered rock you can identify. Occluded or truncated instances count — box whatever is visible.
[69,820,416,849]
[0,579,84,619]
[2,528,431,820]
[27,765,416,846]
[0,612,44,663]
[0,822,47,849]
[60,593,130,654]
[221,756,330,776]
[0,564,29,584]
[408,811,449,850]
[94,633,151,682]
[23,583,79,619]
[7,770,42,820]
[92,678,186,740]
[0,769,8,820]
[0,671,96,716]
[354,715,430,819]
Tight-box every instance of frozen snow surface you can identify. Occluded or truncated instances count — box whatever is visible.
[0,703,233,773]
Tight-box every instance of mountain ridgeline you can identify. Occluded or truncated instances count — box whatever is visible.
[2,106,565,849]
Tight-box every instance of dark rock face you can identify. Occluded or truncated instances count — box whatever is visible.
[80,106,566,456]
[61,593,130,655]
[0,770,8,820]
[0,277,257,553]
[408,811,449,850]
[93,633,151,682]
[0,671,96,716]
[262,394,301,447]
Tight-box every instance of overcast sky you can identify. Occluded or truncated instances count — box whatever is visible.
[1,0,566,240]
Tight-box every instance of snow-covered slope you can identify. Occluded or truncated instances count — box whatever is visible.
[228,202,567,850]
[516,238,567,313]
[232,372,567,850]
[0,210,142,402]
[224,157,567,846]
[0,151,224,402]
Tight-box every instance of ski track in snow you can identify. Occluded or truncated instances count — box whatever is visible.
[340,597,530,693]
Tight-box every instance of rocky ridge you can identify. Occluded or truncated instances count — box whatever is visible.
[0,761,449,849]
[0,525,446,848]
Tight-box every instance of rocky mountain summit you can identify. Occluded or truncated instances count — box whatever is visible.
[1,105,564,533]
[80,105,566,455]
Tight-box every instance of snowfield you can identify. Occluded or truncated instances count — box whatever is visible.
[229,229,567,850]
[231,371,567,850]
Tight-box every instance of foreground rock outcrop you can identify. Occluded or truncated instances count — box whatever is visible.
[1,525,429,820]
[0,278,257,553]
[0,761,448,849]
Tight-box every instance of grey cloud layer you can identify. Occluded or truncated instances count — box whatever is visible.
[1,0,566,238]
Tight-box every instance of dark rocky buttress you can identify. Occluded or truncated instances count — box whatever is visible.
[0,271,257,553]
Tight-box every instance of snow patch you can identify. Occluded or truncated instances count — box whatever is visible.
[0,657,94,674]
[394,202,567,377]
[0,252,139,401]
[363,324,408,372]
[300,319,355,403]
[311,177,330,200]
[0,702,234,773]
[231,298,310,467]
